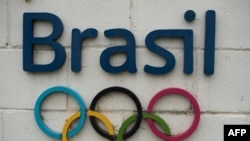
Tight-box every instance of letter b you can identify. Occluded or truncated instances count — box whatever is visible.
[23,13,66,72]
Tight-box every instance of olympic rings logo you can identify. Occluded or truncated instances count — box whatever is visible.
[34,86,200,141]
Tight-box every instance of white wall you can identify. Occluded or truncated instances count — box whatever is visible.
[0,0,250,141]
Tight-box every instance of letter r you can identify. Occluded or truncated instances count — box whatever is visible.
[23,13,66,72]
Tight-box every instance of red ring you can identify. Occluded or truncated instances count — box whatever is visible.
[147,88,200,141]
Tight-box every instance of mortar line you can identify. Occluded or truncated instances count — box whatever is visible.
[129,0,135,34]
[6,0,10,48]
[0,111,3,141]
[1,108,250,115]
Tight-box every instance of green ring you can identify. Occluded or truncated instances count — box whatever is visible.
[117,112,171,141]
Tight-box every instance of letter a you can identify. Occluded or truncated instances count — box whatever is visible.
[228,129,235,136]
[100,29,137,73]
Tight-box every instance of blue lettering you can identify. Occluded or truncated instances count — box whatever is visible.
[71,28,98,72]
[204,10,216,75]
[100,29,137,73]
[145,29,193,75]
[23,13,66,72]
[22,10,216,75]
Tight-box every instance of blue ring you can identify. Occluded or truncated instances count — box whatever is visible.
[34,86,86,139]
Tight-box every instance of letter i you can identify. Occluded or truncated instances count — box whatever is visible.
[204,10,216,75]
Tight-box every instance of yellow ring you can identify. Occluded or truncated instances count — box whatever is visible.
[87,110,115,136]
[62,111,80,141]
[62,111,114,141]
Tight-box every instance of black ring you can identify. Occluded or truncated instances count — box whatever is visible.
[89,86,143,140]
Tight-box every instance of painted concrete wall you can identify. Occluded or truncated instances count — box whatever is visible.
[0,0,250,140]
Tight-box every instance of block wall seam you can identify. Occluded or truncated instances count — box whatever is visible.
[129,0,135,33]
[0,111,3,141]
[6,0,10,48]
